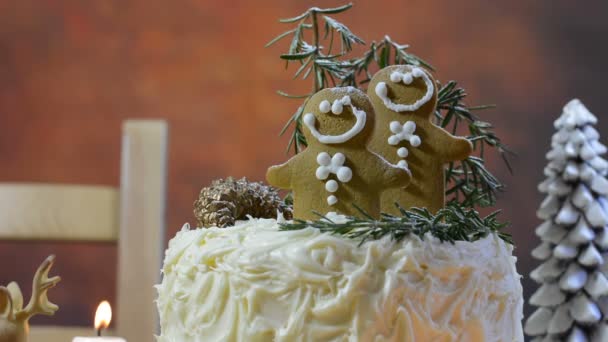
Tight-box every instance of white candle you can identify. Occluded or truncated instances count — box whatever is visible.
[72,301,127,342]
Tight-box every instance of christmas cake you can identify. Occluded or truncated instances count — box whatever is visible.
[156,4,524,341]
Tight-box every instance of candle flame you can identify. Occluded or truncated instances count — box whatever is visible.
[94,300,112,330]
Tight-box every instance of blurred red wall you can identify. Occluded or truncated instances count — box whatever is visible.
[0,0,607,327]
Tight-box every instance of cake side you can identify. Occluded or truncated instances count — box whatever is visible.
[156,216,523,342]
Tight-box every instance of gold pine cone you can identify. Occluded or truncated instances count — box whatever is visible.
[193,177,293,228]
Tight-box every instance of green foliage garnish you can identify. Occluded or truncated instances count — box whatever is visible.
[280,204,512,245]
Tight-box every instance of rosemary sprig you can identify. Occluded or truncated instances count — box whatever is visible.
[280,204,512,245]
[435,81,514,207]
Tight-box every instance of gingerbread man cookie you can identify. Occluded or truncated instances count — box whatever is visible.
[267,87,411,220]
[367,65,473,214]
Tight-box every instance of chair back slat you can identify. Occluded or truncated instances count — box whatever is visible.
[116,120,168,341]
[0,183,119,241]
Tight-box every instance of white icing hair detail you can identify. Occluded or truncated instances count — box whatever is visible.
[375,67,435,112]
[303,100,367,144]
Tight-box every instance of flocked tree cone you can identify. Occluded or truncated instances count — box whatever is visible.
[193,177,293,228]
[525,99,608,341]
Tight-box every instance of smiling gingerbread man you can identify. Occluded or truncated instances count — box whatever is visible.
[267,87,411,220]
[368,65,473,214]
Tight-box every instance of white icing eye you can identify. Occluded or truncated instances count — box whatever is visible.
[375,82,388,97]
[332,152,346,166]
[403,121,416,133]
[397,160,408,169]
[331,101,343,115]
[388,136,400,146]
[389,121,402,134]
[341,96,351,105]
[319,100,331,113]
[303,113,315,126]
[410,136,421,147]
[402,73,413,85]
[325,180,339,193]
[317,152,331,166]
[316,167,330,180]
[337,167,352,183]
[397,147,409,158]
[327,195,338,206]
[390,72,402,83]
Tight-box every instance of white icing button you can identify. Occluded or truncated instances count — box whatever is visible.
[337,167,352,183]
[397,147,409,158]
[341,96,351,105]
[403,121,416,133]
[317,152,331,166]
[319,100,331,113]
[410,136,421,147]
[327,195,338,206]
[316,167,330,180]
[397,160,408,169]
[332,153,346,166]
[389,121,402,133]
[325,180,338,193]
[387,120,421,148]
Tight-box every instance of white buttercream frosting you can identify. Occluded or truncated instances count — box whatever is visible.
[156,215,524,342]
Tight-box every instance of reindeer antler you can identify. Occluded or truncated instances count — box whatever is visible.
[0,286,13,320]
[15,255,61,321]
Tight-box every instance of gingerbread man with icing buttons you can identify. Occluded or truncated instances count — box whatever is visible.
[267,87,411,220]
[368,65,473,214]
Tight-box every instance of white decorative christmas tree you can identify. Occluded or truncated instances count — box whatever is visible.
[525,99,608,341]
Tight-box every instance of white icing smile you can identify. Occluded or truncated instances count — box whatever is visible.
[375,67,434,112]
[303,96,366,144]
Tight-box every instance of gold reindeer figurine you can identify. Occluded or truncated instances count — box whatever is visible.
[0,255,61,342]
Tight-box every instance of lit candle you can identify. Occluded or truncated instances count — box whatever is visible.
[72,301,126,342]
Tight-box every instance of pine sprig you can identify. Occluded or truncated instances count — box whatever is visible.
[280,204,512,245]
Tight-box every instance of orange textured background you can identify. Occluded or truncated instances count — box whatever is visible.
[1,0,607,328]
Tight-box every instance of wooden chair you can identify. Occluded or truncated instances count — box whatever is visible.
[0,120,168,341]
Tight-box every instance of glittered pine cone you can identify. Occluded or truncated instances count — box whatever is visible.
[194,177,293,228]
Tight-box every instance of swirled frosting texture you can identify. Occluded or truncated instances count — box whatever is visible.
[156,216,523,342]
